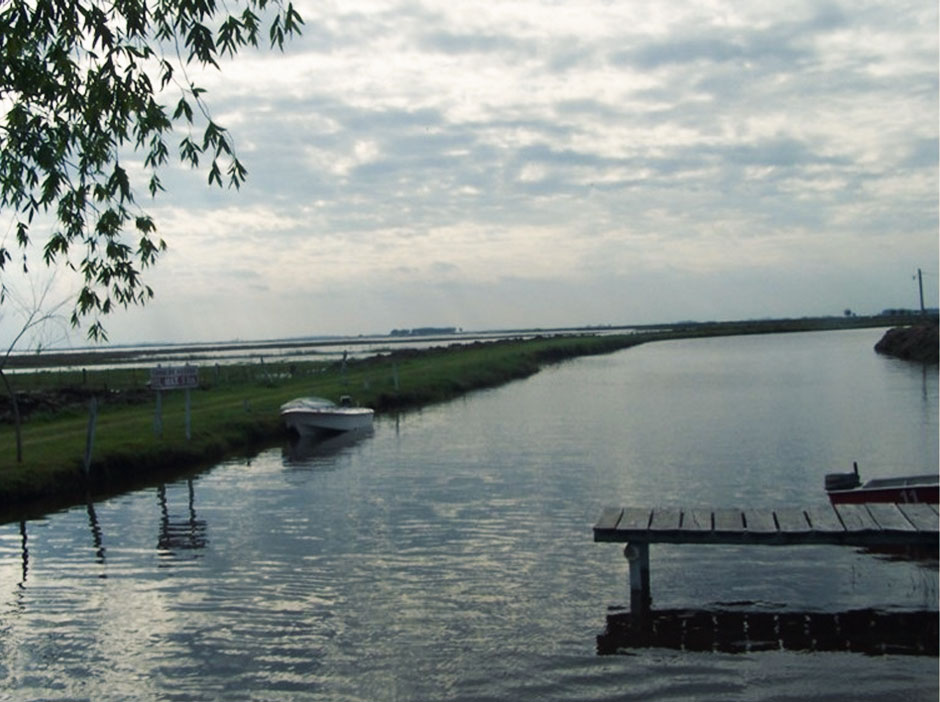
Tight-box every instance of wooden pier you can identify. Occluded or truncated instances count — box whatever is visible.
[593,503,939,619]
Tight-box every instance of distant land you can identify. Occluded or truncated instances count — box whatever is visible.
[5,311,939,372]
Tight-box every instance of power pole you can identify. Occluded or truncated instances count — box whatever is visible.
[917,268,925,315]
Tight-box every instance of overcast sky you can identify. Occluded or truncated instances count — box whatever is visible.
[4,0,939,347]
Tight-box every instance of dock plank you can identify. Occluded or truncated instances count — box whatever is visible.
[617,507,652,531]
[835,504,880,532]
[595,507,623,531]
[804,506,844,533]
[774,509,811,533]
[683,509,713,531]
[713,509,744,532]
[864,504,916,531]
[650,508,682,531]
[743,510,777,533]
[896,503,940,532]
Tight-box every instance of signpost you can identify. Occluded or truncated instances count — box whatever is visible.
[151,365,199,439]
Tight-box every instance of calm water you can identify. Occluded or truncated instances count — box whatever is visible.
[1,329,937,701]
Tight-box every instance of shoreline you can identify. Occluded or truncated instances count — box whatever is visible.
[1,314,932,522]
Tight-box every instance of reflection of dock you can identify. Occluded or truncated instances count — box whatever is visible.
[594,504,939,620]
[598,608,939,656]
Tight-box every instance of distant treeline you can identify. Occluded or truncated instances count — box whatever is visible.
[880,307,940,316]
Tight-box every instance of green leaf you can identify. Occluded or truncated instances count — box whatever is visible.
[173,97,194,123]
[208,159,222,187]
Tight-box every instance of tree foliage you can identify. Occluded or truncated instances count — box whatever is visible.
[0,0,302,340]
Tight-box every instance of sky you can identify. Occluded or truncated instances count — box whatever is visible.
[2,0,938,347]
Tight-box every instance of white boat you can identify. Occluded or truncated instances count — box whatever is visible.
[280,396,374,437]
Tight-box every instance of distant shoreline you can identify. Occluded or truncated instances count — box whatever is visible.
[4,313,931,371]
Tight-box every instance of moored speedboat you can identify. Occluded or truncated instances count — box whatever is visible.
[280,396,374,437]
[825,463,939,504]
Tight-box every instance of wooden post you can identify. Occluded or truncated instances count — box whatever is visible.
[624,542,651,622]
[154,390,163,438]
[83,397,98,476]
[184,387,192,440]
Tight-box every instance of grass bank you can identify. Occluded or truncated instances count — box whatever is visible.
[1,314,928,518]
[0,333,649,516]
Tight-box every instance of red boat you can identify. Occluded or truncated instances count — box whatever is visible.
[825,463,939,504]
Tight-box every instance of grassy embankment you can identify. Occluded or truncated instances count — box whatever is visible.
[0,333,650,515]
[0,313,928,517]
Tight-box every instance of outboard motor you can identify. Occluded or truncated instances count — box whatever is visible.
[825,462,862,492]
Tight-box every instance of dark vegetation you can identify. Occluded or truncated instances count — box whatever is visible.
[874,323,939,364]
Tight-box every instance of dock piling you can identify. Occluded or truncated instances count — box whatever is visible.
[624,543,651,622]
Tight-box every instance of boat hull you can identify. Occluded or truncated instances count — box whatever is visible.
[282,407,374,437]
[826,475,939,505]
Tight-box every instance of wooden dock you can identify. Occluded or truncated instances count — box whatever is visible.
[593,503,939,619]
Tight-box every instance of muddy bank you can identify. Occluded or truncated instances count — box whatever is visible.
[874,324,939,364]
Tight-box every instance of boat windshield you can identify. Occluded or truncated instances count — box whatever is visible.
[280,397,336,412]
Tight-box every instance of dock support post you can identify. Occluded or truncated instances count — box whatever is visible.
[624,543,651,623]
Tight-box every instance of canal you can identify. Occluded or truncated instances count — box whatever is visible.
[1,328,936,701]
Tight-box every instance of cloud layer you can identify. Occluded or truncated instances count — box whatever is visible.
[4,0,938,345]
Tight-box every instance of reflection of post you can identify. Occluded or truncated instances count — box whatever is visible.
[624,543,651,624]
[86,499,106,564]
[157,483,168,531]
[18,521,28,584]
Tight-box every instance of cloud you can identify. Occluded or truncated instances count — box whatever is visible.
[1,0,936,347]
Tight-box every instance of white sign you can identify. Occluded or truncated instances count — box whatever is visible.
[150,365,199,390]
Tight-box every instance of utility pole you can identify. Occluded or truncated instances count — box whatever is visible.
[916,268,925,315]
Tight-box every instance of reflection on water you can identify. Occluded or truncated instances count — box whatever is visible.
[282,427,375,467]
[0,329,936,701]
[598,608,940,656]
[86,500,106,564]
[16,521,27,584]
[157,481,207,555]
